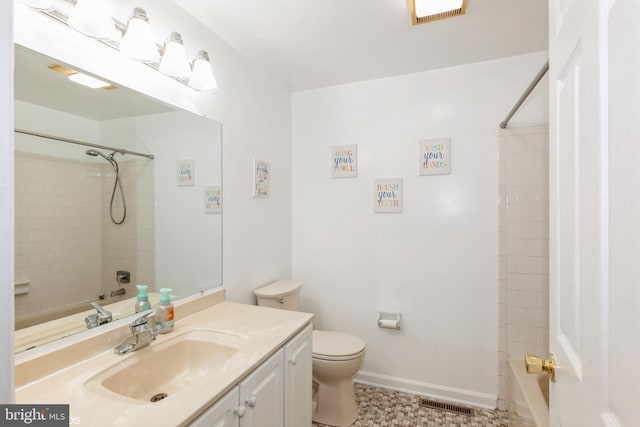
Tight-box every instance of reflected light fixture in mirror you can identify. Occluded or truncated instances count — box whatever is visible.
[67,0,117,40]
[189,50,217,92]
[159,32,191,79]
[17,0,57,11]
[67,73,112,89]
[120,7,159,62]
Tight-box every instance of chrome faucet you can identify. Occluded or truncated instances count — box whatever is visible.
[85,302,113,329]
[114,312,157,355]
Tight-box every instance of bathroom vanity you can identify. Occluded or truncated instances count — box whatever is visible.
[15,289,313,427]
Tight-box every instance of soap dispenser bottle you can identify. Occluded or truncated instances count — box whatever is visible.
[134,285,152,313]
[155,288,174,334]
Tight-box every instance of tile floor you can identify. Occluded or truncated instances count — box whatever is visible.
[312,383,511,427]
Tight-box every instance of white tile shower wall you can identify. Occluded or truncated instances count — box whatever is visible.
[100,161,155,298]
[14,153,102,321]
[496,125,549,410]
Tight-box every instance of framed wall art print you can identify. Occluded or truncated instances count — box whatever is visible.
[331,144,358,178]
[253,158,271,198]
[374,178,403,213]
[419,138,451,175]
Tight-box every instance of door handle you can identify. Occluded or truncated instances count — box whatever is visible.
[525,352,556,382]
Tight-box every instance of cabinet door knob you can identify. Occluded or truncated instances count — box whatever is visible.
[235,405,246,417]
[288,355,297,366]
[247,395,257,408]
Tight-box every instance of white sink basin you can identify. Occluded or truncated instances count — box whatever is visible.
[86,329,243,402]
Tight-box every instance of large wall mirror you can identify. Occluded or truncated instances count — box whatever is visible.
[13,45,222,353]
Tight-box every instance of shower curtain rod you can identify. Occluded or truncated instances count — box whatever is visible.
[14,128,155,160]
[499,60,549,129]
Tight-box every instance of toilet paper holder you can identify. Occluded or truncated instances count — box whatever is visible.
[377,312,401,330]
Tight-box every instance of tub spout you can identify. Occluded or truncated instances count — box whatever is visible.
[110,288,126,298]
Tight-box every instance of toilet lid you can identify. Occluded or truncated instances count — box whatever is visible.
[312,330,365,359]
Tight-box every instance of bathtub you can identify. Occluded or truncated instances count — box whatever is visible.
[508,359,549,427]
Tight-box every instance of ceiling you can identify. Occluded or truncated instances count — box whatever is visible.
[14,45,174,121]
[174,0,549,92]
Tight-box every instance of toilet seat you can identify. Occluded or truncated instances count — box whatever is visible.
[312,330,366,361]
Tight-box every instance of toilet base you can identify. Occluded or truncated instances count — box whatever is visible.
[312,377,359,427]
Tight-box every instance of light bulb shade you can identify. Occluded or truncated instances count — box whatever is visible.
[189,51,217,91]
[159,32,191,78]
[68,0,117,40]
[17,0,57,10]
[120,8,159,62]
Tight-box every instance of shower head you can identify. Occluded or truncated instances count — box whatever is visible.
[85,149,115,162]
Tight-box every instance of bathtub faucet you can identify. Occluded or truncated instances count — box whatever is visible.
[85,302,112,329]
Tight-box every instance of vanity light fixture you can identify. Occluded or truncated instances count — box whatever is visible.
[159,32,191,79]
[120,8,160,62]
[21,2,218,92]
[67,0,117,40]
[410,0,467,25]
[188,50,218,92]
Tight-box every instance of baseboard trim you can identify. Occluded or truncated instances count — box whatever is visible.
[354,370,497,410]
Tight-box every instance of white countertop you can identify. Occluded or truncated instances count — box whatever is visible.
[15,301,313,427]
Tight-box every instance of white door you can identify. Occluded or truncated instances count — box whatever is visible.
[239,349,284,427]
[549,0,640,425]
[188,387,240,427]
[284,324,313,427]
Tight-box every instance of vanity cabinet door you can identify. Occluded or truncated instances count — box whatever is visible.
[284,324,313,427]
[189,386,241,427]
[239,349,284,427]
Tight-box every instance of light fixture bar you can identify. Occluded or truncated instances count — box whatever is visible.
[410,0,467,25]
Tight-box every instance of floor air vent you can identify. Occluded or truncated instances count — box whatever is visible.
[419,398,475,416]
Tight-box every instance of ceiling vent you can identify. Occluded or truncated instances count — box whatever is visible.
[410,0,467,25]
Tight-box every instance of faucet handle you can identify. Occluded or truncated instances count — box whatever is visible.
[130,311,156,335]
[91,302,112,322]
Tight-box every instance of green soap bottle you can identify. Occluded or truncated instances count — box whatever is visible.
[155,288,174,333]
[134,285,151,313]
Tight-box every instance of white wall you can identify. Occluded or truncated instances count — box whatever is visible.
[291,51,549,406]
[13,0,293,307]
[0,0,13,404]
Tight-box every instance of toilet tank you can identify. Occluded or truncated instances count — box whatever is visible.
[254,280,302,311]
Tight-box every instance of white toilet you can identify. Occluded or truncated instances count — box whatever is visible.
[254,280,365,427]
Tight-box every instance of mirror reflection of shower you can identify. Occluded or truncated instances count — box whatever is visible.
[85,149,127,225]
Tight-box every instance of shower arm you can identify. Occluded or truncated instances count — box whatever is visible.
[14,128,155,160]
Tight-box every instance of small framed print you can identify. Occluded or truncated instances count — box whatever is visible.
[374,178,402,213]
[177,159,195,186]
[331,144,357,178]
[204,186,221,214]
[253,158,270,198]
[419,138,451,175]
